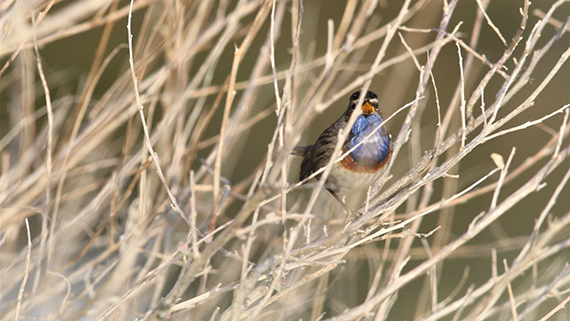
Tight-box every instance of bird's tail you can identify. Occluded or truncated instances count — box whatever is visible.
[291,145,312,157]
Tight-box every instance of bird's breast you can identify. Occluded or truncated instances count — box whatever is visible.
[341,114,391,173]
[327,162,382,195]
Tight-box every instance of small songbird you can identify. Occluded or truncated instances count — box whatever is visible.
[295,90,391,212]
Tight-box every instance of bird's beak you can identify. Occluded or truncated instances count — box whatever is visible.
[362,101,375,115]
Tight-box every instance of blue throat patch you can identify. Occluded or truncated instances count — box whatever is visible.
[346,113,390,166]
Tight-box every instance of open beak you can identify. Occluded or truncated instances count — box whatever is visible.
[361,101,375,115]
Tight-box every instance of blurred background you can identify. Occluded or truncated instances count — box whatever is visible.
[1,0,569,320]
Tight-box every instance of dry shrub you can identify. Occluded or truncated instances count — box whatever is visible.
[1,0,569,320]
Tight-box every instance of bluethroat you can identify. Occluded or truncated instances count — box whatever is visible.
[295,90,391,212]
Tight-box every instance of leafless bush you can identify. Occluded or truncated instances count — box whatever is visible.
[1,0,569,320]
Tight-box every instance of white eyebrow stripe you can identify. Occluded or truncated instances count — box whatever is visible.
[351,97,378,105]
[352,98,378,103]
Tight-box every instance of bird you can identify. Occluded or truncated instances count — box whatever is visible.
[295,90,391,213]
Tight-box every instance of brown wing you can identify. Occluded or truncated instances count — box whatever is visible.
[299,120,343,182]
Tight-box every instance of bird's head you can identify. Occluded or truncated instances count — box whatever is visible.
[347,90,379,117]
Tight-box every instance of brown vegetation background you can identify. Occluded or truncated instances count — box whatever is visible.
[0,0,569,320]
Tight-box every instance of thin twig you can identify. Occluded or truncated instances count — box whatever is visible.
[14,218,32,321]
